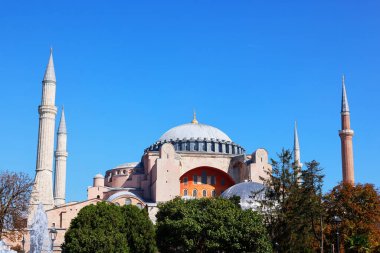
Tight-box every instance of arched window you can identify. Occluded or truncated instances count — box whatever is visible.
[192,189,198,198]
[210,176,216,185]
[184,189,188,196]
[194,142,199,151]
[201,171,207,184]
[125,198,131,205]
[114,202,120,206]
[136,203,143,209]
[202,190,207,197]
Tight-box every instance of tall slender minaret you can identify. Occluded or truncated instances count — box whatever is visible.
[54,108,68,206]
[30,49,58,211]
[293,121,303,170]
[339,75,355,184]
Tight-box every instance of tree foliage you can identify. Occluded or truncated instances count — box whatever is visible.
[121,205,157,253]
[324,183,380,252]
[0,170,33,241]
[62,202,156,253]
[156,197,272,253]
[257,149,324,252]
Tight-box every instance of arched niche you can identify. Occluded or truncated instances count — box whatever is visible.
[179,166,235,198]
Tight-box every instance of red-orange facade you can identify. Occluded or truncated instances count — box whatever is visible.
[179,167,234,198]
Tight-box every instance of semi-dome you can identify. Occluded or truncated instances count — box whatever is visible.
[221,181,266,210]
[107,191,144,203]
[159,123,232,142]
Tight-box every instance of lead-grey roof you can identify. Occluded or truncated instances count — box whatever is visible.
[341,76,350,112]
[58,108,67,133]
[43,49,56,82]
[221,181,265,210]
[159,123,232,142]
[107,191,144,203]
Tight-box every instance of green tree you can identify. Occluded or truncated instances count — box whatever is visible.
[121,205,156,253]
[257,149,325,252]
[323,183,380,252]
[62,202,156,253]
[156,197,272,253]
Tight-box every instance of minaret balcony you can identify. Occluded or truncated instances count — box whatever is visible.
[38,105,58,115]
[339,129,354,136]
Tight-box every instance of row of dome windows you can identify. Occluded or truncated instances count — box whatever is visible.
[182,174,226,186]
[183,189,218,198]
[106,169,133,182]
[171,141,243,154]
[149,141,244,154]
[113,198,144,209]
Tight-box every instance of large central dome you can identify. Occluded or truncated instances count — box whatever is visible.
[159,123,232,142]
[145,113,245,155]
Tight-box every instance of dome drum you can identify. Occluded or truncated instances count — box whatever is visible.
[145,139,245,155]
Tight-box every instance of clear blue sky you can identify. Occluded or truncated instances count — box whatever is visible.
[0,1,379,201]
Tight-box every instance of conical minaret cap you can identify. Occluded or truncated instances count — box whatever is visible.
[341,75,350,113]
[43,48,56,82]
[293,121,302,169]
[58,107,67,134]
[294,121,300,151]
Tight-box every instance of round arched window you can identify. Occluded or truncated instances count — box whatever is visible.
[202,190,207,197]
[136,203,143,209]
[184,189,188,196]
[125,198,132,205]
[192,189,198,198]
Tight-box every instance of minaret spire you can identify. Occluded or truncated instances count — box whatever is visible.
[54,107,68,206]
[341,75,350,112]
[339,75,355,184]
[29,49,58,220]
[58,106,67,133]
[293,121,302,170]
[43,48,56,82]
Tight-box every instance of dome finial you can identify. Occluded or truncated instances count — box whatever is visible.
[191,110,198,124]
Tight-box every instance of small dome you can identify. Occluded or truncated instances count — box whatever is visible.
[94,174,104,178]
[221,181,265,210]
[107,191,144,203]
[159,123,232,142]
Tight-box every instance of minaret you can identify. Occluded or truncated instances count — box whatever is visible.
[30,49,58,211]
[293,121,303,170]
[339,75,355,184]
[54,108,68,206]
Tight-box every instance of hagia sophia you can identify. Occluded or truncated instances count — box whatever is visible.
[25,50,355,251]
